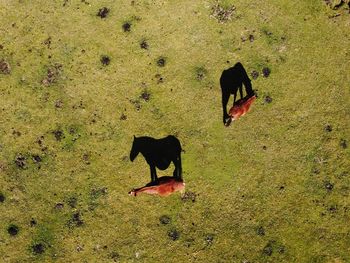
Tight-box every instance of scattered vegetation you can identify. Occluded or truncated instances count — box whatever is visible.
[195,66,208,81]
[210,1,236,23]
[97,7,109,18]
[7,224,19,236]
[0,0,349,262]
[122,22,131,32]
[0,59,11,74]
[324,0,350,10]
[140,39,149,50]
[100,55,111,66]
[41,63,63,86]
[156,57,166,67]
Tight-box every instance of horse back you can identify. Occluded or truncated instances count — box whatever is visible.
[220,62,251,93]
[157,135,182,155]
[140,135,181,163]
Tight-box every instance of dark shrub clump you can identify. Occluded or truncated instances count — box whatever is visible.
[157,57,166,67]
[8,224,19,236]
[0,193,5,203]
[168,229,180,241]
[122,22,131,32]
[101,55,111,66]
[262,67,271,77]
[140,40,149,49]
[159,215,171,225]
[32,243,45,255]
[97,7,109,18]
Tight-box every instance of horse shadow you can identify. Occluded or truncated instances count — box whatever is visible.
[220,62,255,125]
[129,135,183,185]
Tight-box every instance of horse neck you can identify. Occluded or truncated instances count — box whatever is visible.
[136,136,154,155]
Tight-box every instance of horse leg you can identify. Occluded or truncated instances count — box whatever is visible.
[222,90,230,124]
[177,156,182,180]
[239,83,243,100]
[150,165,158,184]
[243,76,254,97]
[173,155,182,180]
[233,90,237,105]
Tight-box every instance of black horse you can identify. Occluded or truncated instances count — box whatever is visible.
[220,62,255,125]
[129,135,182,184]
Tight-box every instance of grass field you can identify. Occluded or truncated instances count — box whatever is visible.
[1,0,350,262]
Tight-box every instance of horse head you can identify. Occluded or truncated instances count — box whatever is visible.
[130,136,140,162]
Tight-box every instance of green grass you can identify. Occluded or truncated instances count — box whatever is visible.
[1,0,350,262]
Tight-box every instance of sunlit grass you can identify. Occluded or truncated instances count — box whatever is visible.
[0,0,349,262]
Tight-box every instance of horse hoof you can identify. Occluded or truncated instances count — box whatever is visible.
[224,118,232,127]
